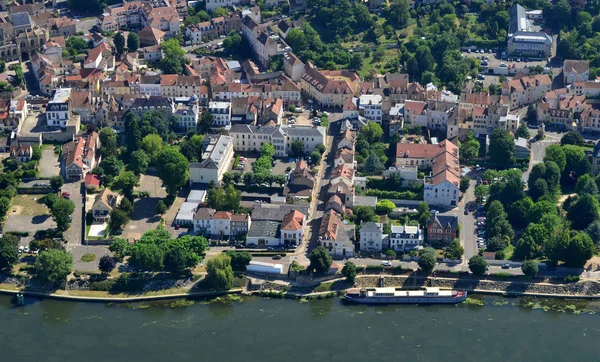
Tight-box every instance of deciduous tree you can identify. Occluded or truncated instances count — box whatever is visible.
[342,261,359,282]
[468,255,488,276]
[34,249,73,285]
[309,246,333,273]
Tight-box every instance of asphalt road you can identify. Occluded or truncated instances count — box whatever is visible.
[62,181,84,251]
[459,179,478,261]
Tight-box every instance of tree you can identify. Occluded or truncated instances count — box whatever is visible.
[388,0,410,28]
[290,140,305,158]
[515,123,530,139]
[156,200,167,214]
[363,153,384,175]
[468,255,488,276]
[164,245,198,275]
[129,243,165,271]
[488,128,515,166]
[562,145,591,186]
[260,143,275,159]
[51,198,75,231]
[487,236,508,252]
[213,6,228,17]
[375,199,395,215]
[360,122,383,143]
[129,150,149,175]
[109,238,129,261]
[530,178,549,201]
[545,161,561,192]
[141,134,163,160]
[353,206,377,225]
[98,255,116,274]
[460,176,470,193]
[116,171,139,200]
[568,194,600,230]
[110,209,130,231]
[417,201,431,227]
[528,162,546,186]
[418,252,436,274]
[127,32,139,52]
[206,254,234,290]
[342,261,359,282]
[447,239,464,260]
[584,220,600,246]
[521,260,539,278]
[34,249,73,285]
[179,134,204,162]
[99,127,119,157]
[156,148,189,197]
[575,174,598,196]
[563,233,595,268]
[0,235,19,270]
[100,156,124,178]
[49,176,64,191]
[286,28,306,51]
[544,144,566,171]
[159,38,187,75]
[310,150,321,165]
[350,52,364,70]
[460,132,480,161]
[561,130,584,146]
[119,197,134,215]
[474,185,489,204]
[309,246,333,274]
[225,250,252,271]
[113,32,125,54]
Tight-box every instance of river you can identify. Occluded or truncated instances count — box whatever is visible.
[1,294,599,361]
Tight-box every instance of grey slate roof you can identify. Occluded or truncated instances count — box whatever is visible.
[247,220,281,238]
[430,214,459,229]
[251,204,310,221]
[11,12,32,27]
[360,222,383,233]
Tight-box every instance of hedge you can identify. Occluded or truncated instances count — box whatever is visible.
[364,189,422,200]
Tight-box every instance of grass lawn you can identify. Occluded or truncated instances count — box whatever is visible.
[10,194,50,216]
[503,244,515,260]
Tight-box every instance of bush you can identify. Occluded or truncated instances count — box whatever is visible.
[89,279,116,291]
[564,275,580,283]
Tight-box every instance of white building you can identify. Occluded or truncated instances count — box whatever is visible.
[424,141,461,207]
[507,4,552,57]
[229,124,326,158]
[389,225,423,252]
[174,97,200,131]
[46,88,72,128]
[189,135,234,185]
[358,95,383,124]
[209,101,232,128]
[359,222,385,252]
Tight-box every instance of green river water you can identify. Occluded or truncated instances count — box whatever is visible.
[1,294,599,362]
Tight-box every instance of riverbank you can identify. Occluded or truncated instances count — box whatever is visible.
[1,274,600,303]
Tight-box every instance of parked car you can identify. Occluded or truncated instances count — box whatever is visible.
[24,246,30,253]
[380,260,392,267]
[62,191,71,199]
[272,255,282,260]
[18,245,24,253]
[502,263,510,269]
[174,224,180,230]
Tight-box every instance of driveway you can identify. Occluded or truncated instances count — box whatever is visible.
[522,131,560,182]
[62,181,84,251]
[39,147,60,177]
[122,173,167,241]
[71,245,111,272]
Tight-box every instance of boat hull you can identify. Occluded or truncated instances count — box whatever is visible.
[344,293,468,305]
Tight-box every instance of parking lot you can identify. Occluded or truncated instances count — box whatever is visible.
[122,173,167,241]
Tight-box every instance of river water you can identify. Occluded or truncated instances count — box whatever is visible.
[1,294,599,362]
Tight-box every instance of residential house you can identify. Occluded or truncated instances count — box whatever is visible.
[330,163,354,188]
[502,73,551,109]
[300,62,360,108]
[319,210,355,257]
[337,129,355,151]
[389,225,422,252]
[283,52,305,82]
[358,94,383,124]
[47,17,76,37]
[9,142,32,163]
[209,101,232,127]
[174,202,199,226]
[395,139,457,169]
[563,60,589,85]
[189,134,234,185]
[142,45,163,62]
[325,195,345,216]
[138,26,165,47]
[284,159,315,198]
[280,210,306,246]
[61,132,100,180]
[423,140,460,207]
[427,213,459,244]
[359,222,385,252]
[46,88,75,128]
[91,189,119,222]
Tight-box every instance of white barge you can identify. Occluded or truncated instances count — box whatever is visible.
[344,287,467,304]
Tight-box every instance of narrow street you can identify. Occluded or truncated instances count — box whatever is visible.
[459,179,477,261]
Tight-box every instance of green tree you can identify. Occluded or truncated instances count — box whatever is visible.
[0,235,19,270]
[213,6,228,17]
[260,143,275,159]
[127,32,139,52]
[460,132,480,161]
[568,194,600,230]
[286,28,306,51]
[474,184,489,203]
[354,206,378,225]
[113,32,125,54]
[417,201,431,227]
[562,145,591,186]
[388,0,410,28]
[159,38,187,75]
[51,198,75,231]
[129,243,165,271]
[508,197,532,229]
[487,236,508,252]
[341,261,359,282]
[447,239,464,260]
[544,161,561,192]
[530,178,549,201]
[310,150,321,165]
[225,250,252,271]
[100,155,124,178]
[563,233,595,268]
[141,134,163,161]
[575,174,598,196]
[179,134,204,162]
[156,148,190,198]
[543,144,566,171]
[119,197,134,215]
[418,252,436,274]
[309,246,333,273]
[98,255,116,274]
[108,238,129,261]
[515,123,530,139]
[34,249,73,285]
[129,150,149,175]
[375,199,395,215]
[350,52,364,69]
[468,255,488,276]
[488,128,515,166]
[116,171,139,200]
[49,175,64,191]
[528,162,546,186]
[156,200,167,214]
[164,244,198,275]
[460,176,470,193]
[363,153,384,175]
[360,122,383,143]
[561,131,584,146]
[110,209,130,231]
[290,140,305,158]
[99,127,119,157]
[206,254,234,290]
[521,259,539,278]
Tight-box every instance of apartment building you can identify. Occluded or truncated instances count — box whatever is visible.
[358,94,383,124]
[229,124,327,157]
[507,4,552,57]
[300,62,360,108]
[389,225,423,252]
[189,134,234,185]
[502,74,551,109]
[319,210,355,257]
[359,222,385,252]
[209,101,232,127]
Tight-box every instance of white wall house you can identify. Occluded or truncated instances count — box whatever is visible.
[209,101,232,127]
[189,135,234,185]
[389,225,423,252]
[46,88,72,127]
[359,222,385,252]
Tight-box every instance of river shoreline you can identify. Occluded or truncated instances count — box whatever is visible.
[1,274,600,303]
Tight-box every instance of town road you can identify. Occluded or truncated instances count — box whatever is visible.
[522,131,561,182]
[459,179,478,261]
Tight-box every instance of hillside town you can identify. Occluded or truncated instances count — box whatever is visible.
[0,0,599,296]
